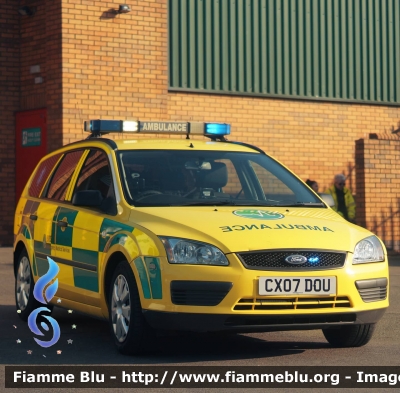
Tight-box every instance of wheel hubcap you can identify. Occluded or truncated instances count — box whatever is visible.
[16,256,31,311]
[111,274,131,342]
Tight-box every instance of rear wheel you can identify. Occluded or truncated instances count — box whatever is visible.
[108,261,153,355]
[15,249,41,321]
[322,324,376,347]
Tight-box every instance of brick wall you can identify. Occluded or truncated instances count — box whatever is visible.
[356,134,400,251]
[60,0,400,192]
[0,0,19,246]
[0,0,63,245]
[1,0,400,246]
[19,0,63,151]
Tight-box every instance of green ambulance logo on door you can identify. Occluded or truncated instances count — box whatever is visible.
[233,209,285,220]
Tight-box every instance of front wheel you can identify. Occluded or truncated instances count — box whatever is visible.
[322,324,376,347]
[108,261,153,355]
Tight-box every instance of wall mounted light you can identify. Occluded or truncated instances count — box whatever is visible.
[18,6,37,16]
[118,4,131,13]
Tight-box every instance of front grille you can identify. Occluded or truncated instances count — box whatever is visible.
[233,296,351,311]
[237,250,346,270]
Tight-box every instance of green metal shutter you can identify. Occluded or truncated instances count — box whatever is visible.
[168,0,400,105]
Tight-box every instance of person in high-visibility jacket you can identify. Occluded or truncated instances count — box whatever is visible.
[327,174,356,222]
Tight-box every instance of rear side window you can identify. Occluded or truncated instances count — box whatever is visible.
[28,154,62,198]
[46,150,84,201]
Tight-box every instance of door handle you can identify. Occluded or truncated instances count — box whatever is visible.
[57,220,68,228]
[30,214,38,221]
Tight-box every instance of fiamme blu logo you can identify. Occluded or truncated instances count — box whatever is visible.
[233,209,285,220]
[27,257,60,348]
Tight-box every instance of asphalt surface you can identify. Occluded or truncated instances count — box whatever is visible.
[1,247,399,392]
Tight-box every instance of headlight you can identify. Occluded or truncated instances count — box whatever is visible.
[159,237,229,266]
[353,236,385,264]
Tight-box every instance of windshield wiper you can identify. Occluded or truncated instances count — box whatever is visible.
[176,200,325,207]
[271,202,326,207]
[178,200,236,206]
[136,199,326,208]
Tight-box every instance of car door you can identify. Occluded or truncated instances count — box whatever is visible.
[69,148,118,308]
[20,153,63,279]
[41,149,86,302]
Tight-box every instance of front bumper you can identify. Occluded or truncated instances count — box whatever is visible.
[143,308,387,333]
[140,254,389,314]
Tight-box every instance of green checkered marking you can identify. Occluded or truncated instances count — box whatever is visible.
[144,257,162,299]
[109,234,128,248]
[54,207,78,247]
[98,218,134,252]
[33,240,52,277]
[133,257,151,299]
[34,240,49,254]
[51,208,58,245]
[72,248,98,268]
[73,268,98,292]
[36,256,50,277]
[22,225,31,239]
[71,249,99,292]
[32,253,37,276]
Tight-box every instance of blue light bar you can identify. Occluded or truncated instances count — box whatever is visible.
[204,123,231,136]
[83,120,231,137]
[84,120,138,133]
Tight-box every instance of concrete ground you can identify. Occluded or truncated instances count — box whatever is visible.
[1,247,400,393]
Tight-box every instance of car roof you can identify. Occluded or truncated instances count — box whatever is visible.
[114,138,259,152]
[59,138,263,154]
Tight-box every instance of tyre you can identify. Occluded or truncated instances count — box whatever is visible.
[15,249,41,321]
[108,261,153,355]
[322,324,376,347]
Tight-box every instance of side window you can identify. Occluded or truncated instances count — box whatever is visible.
[74,150,114,200]
[46,150,84,201]
[29,154,62,198]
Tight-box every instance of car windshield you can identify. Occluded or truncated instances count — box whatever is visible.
[117,150,324,207]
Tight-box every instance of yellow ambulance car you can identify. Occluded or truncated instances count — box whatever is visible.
[14,120,389,354]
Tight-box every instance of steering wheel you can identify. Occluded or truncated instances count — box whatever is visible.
[135,190,164,201]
